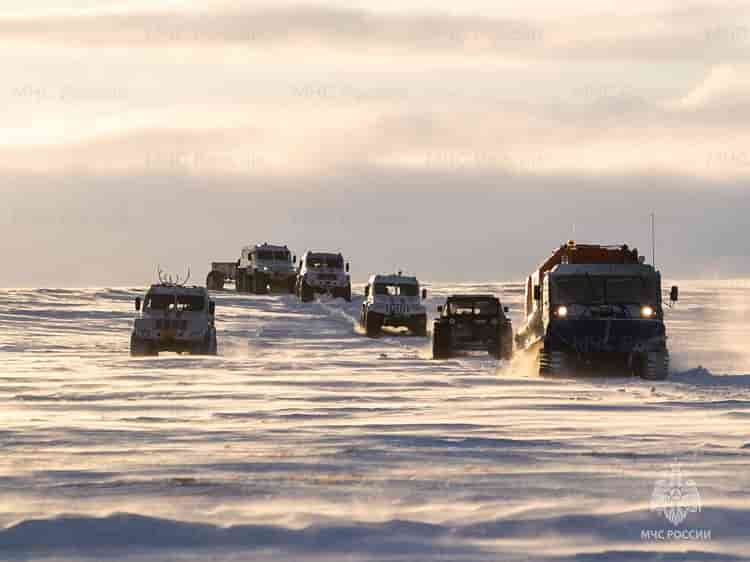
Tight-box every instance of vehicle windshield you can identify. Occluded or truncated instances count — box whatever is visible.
[554,276,657,305]
[257,250,291,261]
[373,283,419,297]
[447,299,498,316]
[176,295,205,311]
[145,293,204,312]
[145,293,173,311]
[307,254,343,269]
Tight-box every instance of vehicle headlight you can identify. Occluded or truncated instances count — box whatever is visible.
[263,266,269,272]
[555,305,568,318]
[641,305,654,318]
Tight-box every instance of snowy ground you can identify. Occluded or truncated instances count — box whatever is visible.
[0,281,748,561]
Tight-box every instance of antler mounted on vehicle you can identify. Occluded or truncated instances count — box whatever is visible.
[156,266,191,286]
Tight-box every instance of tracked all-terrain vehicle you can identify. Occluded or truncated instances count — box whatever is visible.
[296,251,352,302]
[432,295,513,359]
[515,241,678,380]
[360,273,428,337]
[130,282,217,357]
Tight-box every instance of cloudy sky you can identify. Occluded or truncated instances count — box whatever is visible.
[2,1,749,286]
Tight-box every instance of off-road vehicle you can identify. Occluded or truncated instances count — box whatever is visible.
[205,262,237,291]
[234,243,297,294]
[515,241,678,380]
[432,295,513,359]
[296,251,351,302]
[360,273,427,337]
[130,283,217,356]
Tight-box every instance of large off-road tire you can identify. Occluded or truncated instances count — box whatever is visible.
[190,329,218,356]
[236,270,248,293]
[538,349,568,376]
[365,311,383,337]
[492,326,513,360]
[130,334,156,357]
[538,348,567,377]
[300,280,314,302]
[206,329,218,355]
[343,284,352,302]
[253,272,268,294]
[288,276,297,294]
[206,270,225,291]
[638,351,669,381]
[432,323,452,359]
[410,314,427,337]
[130,333,145,356]
[489,335,504,359]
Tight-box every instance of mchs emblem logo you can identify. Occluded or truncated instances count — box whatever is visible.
[650,464,702,526]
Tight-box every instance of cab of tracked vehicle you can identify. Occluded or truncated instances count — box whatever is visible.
[544,263,663,327]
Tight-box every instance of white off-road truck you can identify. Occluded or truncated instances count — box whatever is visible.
[130,284,217,356]
[360,273,428,337]
[235,243,297,294]
[296,251,351,302]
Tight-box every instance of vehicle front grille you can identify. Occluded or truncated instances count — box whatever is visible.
[155,319,188,330]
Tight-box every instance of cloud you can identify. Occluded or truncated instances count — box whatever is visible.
[676,64,750,110]
[2,166,749,286]
[3,1,750,285]
[3,91,750,183]
[0,6,544,54]
[1,3,748,63]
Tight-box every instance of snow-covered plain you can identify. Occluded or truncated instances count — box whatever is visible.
[0,281,748,561]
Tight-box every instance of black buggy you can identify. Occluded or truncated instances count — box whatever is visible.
[432,295,513,360]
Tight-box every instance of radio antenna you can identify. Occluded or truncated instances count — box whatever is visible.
[650,212,656,268]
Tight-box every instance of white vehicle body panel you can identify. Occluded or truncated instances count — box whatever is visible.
[299,251,350,290]
[240,243,296,279]
[133,285,214,345]
[364,274,426,319]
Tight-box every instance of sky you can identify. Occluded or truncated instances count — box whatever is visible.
[2,1,750,286]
